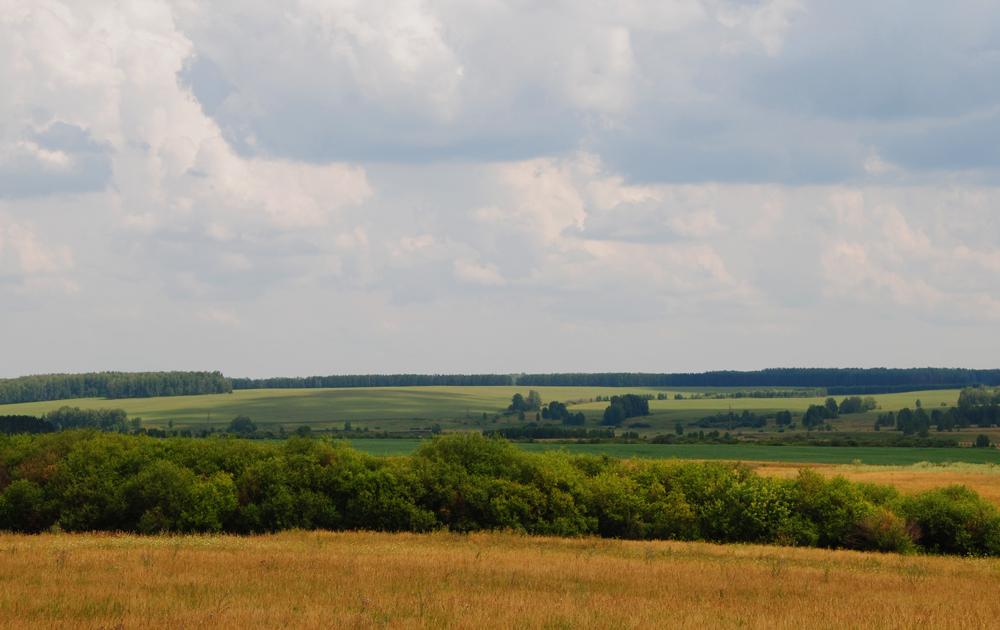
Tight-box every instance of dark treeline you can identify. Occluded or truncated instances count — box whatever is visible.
[2,432,999,557]
[517,368,1000,391]
[0,408,136,436]
[232,374,512,389]
[0,416,54,435]
[0,372,231,404]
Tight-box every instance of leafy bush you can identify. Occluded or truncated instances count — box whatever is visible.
[899,486,1000,556]
[1,431,998,557]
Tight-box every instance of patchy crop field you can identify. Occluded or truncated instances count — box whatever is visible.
[0,386,961,434]
[1,531,998,629]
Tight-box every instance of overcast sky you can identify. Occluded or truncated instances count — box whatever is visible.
[2,0,999,378]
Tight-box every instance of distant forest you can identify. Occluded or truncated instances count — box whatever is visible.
[230,374,511,389]
[2,368,1000,405]
[235,368,1000,394]
[515,369,1000,392]
[0,372,231,404]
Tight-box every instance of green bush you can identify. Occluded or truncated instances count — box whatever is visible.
[0,479,53,533]
[900,486,1000,556]
[0,431,997,557]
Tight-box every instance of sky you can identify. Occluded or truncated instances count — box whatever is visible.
[1,0,999,378]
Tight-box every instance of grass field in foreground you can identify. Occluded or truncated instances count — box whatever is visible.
[0,386,961,434]
[1,531,998,629]
[346,438,1000,465]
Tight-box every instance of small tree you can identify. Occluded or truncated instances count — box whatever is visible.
[526,390,542,411]
[227,416,256,434]
[601,404,626,426]
[974,434,991,448]
[824,398,839,418]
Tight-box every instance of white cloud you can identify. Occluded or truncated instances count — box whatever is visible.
[2,0,1000,375]
[453,259,506,287]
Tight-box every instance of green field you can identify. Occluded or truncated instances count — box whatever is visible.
[0,386,965,438]
[346,438,1000,465]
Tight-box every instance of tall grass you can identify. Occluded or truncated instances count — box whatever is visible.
[1,531,999,629]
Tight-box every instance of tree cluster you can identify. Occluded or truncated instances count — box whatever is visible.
[838,396,878,415]
[541,401,586,426]
[694,411,769,430]
[875,388,1000,434]
[802,398,840,429]
[600,394,651,426]
[1,432,998,557]
[0,416,54,435]
[507,391,542,414]
[43,407,135,433]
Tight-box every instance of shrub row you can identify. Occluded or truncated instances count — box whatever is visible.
[1,432,998,556]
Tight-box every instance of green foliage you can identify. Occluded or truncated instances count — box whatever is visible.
[900,486,1000,556]
[541,401,585,426]
[601,404,626,426]
[0,415,55,435]
[1,432,998,556]
[0,479,53,532]
[45,407,129,432]
[227,416,257,435]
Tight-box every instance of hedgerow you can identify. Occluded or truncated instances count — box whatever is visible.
[1,432,998,556]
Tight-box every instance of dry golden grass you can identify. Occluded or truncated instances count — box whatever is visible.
[753,461,1000,506]
[2,531,1000,629]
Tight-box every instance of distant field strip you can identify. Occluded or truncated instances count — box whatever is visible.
[1,531,998,629]
[0,386,961,429]
[347,438,1000,465]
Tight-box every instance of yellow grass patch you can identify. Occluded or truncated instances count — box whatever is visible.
[752,461,1000,507]
[2,531,999,629]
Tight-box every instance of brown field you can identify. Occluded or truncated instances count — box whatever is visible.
[2,531,1000,629]
[752,461,1000,507]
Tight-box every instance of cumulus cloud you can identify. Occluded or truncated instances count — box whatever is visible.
[1,0,999,375]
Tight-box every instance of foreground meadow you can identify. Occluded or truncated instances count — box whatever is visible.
[1,530,998,629]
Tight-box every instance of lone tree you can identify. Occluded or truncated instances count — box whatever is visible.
[227,416,256,435]
[974,434,992,448]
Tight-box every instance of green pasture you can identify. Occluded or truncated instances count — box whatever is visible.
[347,438,1000,465]
[0,386,961,434]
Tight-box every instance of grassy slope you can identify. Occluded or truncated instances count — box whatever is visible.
[0,386,961,431]
[1,531,998,629]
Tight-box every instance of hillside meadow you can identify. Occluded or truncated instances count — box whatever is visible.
[0,386,962,435]
[1,530,999,629]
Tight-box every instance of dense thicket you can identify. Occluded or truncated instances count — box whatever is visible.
[517,369,1000,392]
[0,372,231,404]
[232,374,512,389]
[1,432,998,556]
